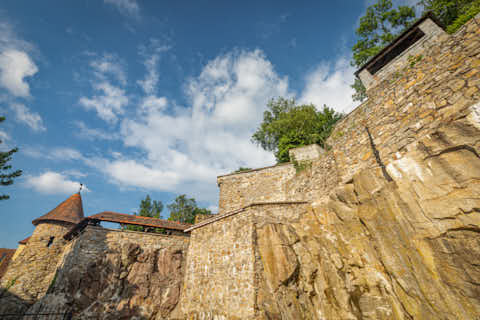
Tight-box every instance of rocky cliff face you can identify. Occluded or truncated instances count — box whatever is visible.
[28,227,189,320]
[254,106,480,319]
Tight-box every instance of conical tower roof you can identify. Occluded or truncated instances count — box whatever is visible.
[32,193,85,226]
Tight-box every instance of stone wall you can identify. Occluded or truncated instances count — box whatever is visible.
[329,13,480,184]
[252,127,480,318]
[217,164,294,213]
[359,17,446,89]
[217,152,338,213]
[0,221,73,313]
[180,209,256,319]
[27,226,189,319]
[11,244,25,261]
[289,144,325,162]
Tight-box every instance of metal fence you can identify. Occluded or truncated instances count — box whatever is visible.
[0,310,72,320]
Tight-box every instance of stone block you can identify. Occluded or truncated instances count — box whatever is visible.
[289,144,325,162]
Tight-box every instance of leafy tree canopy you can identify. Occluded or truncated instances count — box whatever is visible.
[168,194,212,224]
[127,195,163,232]
[0,116,22,200]
[351,0,416,102]
[420,0,480,33]
[252,97,343,163]
[352,0,416,69]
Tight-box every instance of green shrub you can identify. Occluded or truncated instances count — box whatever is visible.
[446,2,480,33]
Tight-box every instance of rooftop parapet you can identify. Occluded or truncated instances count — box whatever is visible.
[355,12,445,91]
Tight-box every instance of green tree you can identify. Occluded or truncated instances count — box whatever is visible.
[234,167,252,173]
[419,0,480,33]
[0,117,22,200]
[351,0,417,101]
[127,195,164,232]
[252,97,343,163]
[168,194,212,224]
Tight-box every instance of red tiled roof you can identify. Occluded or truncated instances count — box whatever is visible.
[18,236,31,245]
[89,211,192,231]
[64,212,192,240]
[32,193,84,226]
[0,248,16,280]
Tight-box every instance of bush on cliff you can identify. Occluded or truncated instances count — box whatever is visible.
[252,97,343,163]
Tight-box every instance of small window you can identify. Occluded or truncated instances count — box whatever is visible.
[47,236,55,247]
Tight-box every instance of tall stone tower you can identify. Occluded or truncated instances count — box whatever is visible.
[0,193,84,312]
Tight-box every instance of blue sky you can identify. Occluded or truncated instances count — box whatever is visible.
[0,0,416,248]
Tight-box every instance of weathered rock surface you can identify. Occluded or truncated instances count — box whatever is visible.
[254,109,480,319]
[29,227,189,320]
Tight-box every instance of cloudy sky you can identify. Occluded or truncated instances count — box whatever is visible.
[0,0,416,248]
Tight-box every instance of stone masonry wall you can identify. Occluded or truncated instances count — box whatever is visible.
[27,226,190,319]
[217,152,338,213]
[289,144,325,162]
[217,164,294,213]
[180,209,256,319]
[0,221,73,314]
[359,17,446,89]
[329,13,480,183]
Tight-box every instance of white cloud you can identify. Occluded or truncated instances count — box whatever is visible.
[299,57,358,114]
[79,54,129,123]
[0,19,38,99]
[0,49,37,97]
[137,54,159,95]
[0,21,33,52]
[74,120,119,141]
[137,39,171,95]
[10,103,46,131]
[0,130,9,150]
[90,53,127,86]
[79,82,128,123]
[105,160,180,190]
[51,148,83,161]
[139,95,168,115]
[62,169,87,179]
[101,49,287,201]
[25,171,89,195]
[104,0,140,18]
[0,130,8,141]
[24,146,84,161]
[74,47,360,205]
